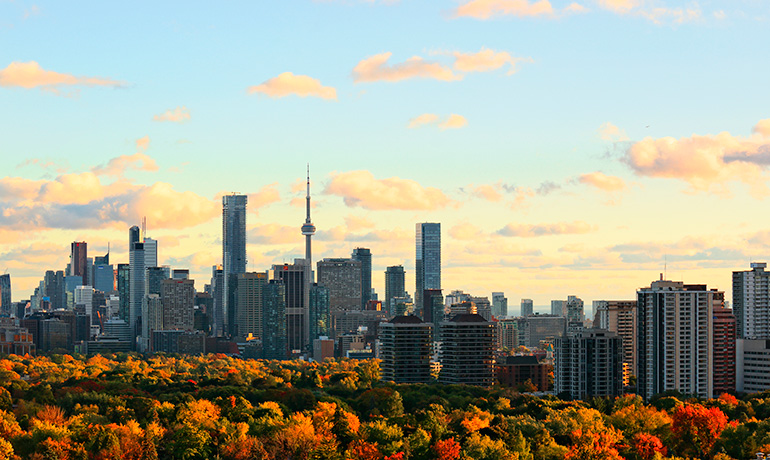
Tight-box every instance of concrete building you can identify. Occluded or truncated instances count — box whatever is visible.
[737,339,770,393]
[497,318,520,351]
[733,262,770,339]
[566,295,585,335]
[317,258,362,314]
[379,315,433,384]
[637,279,723,399]
[385,265,406,317]
[415,223,441,309]
[471,296,492,321]
[496,355,551,391]
[272,260,308,354]
[713,305,737,396]
[423,289,444,341]
[594,299,637,387]
[313,337,335,361]
[520,299,534,317]
[439,314,496,386]
[492,292,508,318]
[554,328,624,400]
[0,319,35,355]
[161,278,195,331]
[352,248,372,309]
[233,272,268,340]
[519,314,566,349]
[550,300,567,317]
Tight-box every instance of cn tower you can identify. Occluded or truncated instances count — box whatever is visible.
[300,165,315,352]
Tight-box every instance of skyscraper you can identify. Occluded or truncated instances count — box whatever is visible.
[492,292,508,318]
[385,265,406,316]
[309,283,330,342]
[262,280,287,360]
[317,258,362,313]
[116,264,130,322]
[415,223,440,308]
[143,237,158,269]
[566,295,585,334]
[595,300,637,387]
[380,315,433,384]
[222,194,247,338]
[554,328,624,400]
[550,300,567,317]
[352,248,372,309]
[128,226,144,346]
[733,262,770,339]
[520,299,533,317]
[439,313,496,387]
[713,305,736,396]
[272,261,307,354]
[161,278,195,331]
[70,242,88,286]
[210,265,224,336]
[0,274,11,316]
[637,279,723,399]
[233,272,268,340]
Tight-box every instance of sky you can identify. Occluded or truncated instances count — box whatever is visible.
[1,0,770,313]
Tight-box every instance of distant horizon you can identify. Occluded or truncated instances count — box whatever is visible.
[2,1,769,306]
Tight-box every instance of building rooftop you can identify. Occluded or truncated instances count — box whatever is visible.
[390,315,424,324]
[447,313,487,323]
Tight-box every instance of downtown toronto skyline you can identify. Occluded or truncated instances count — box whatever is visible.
[1,0,770,305]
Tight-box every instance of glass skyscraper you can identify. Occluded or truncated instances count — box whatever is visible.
[352,248,372,309]
[222,194,247,337]
[415,223,441,309]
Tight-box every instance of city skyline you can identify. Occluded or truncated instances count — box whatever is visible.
[2,1,770,304]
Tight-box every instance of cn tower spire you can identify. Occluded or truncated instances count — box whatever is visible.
[301,164,316,263]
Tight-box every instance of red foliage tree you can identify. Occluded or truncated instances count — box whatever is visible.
[564,428,624,460]
[633,433,667,460]
[671,404,729,459]
[433,438,461,460]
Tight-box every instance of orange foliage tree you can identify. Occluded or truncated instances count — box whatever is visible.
[564,428,624,460]
[632,433,667,460]
[670,404,729,459]
[433,438,461,460]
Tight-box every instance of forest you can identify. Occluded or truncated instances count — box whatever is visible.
[0,353,769,460]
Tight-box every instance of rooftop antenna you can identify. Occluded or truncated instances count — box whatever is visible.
[142,217,147,239]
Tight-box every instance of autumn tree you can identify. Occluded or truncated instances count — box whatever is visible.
[433,438,462,460]
[670,404,729,459]
[564,428,624,460]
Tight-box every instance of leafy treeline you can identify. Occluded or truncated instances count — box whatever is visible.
[1,354,770,459]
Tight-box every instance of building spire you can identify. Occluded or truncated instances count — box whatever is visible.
[301,164,316,258]
[305,163,311,223]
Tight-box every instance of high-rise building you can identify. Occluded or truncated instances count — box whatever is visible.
[566,295,584,334]
[595,300,637,387]
[317,258,362,313]
[520,299,534,317]
[550,300,567,317]
[737,339,770,393]
[471,296,492,321]
[129,227,145,345]
[492,292,508,318]
[554,328,624,400]
[70,242,88,286]
[116,264,130,322]
[43,270,65,311]
[262,280,287,360]
[497,318,520,351]
[145,294,163,348]
[93,263,114,294]
[637,279,723,399]
[423,289,444,342]
[74,286,94,324]
[272,261,308,354]
[415,223,441,309]
[222,194,247,339]
[713,305,736,396]
[143,237,158,269]
[161,278,195,331]
[352,248,372,309]
[385,266,406,317]
[233,272,268,340]
[733,262,770,339]
[142,266,168,348]
[210,265,224,336]
[519,314,566,349]
[0,274,11,316]
[439,313,496,386]
[309,283,330,342]
[379,315,433,384]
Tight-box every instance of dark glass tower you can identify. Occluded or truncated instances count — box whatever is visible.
[0,274,10,316]
[70,242,88,286]
[222,194,247,336]
[262,280,287,360]
[415,223,441,310]
[309,283,330,341]
[352,248,372,309]
[385,265,406,317]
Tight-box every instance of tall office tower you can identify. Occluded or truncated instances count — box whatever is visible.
[301,168,316,355]
[145,294,163,349]
[554,328,624,400]
[233,272,268,340]
[550,300,567,317]
[521,299,534,317]
[128,226,145,344]
[74,286,94,323]
[519,314,567,348]
[317,258,362,313]
[309,283,330,342]
[210,265,224,336]
[0,274,11,316]
[161,278,195,331]
[492,292,508,318]
[439,313,496,386]
[116,264,130,322]
[262,280,287,360]
[70,242,88,286]
[222,194,248,339]
[43,271,65,311]
[566,295,585,334]
[385,266,406,317]
[733,262,770,339]
[93,263,114,294]
[595,300,637,387]
[380,315,433,384]
[272,261,308,354]
[352,248,372,309]
[415,223,441,309]
[423,289,444,341]
[471,296,492,321]
[637,279,723,399]
[713,305,736,396]
[142,266,168,348]
[143,237,158,268]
